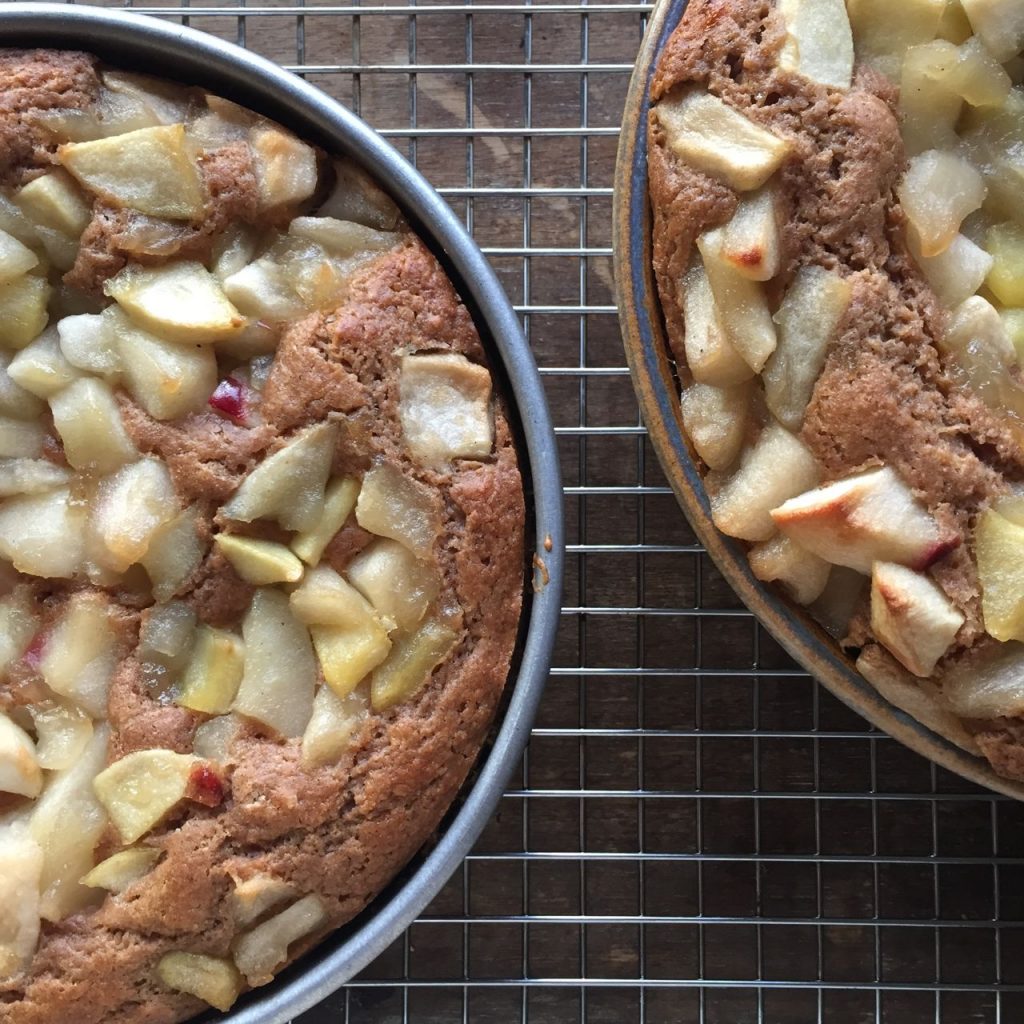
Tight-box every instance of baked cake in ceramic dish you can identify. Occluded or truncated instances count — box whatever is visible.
[0,49,525,1022]
[647,0,1024,779]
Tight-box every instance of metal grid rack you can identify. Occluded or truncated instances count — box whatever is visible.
[64,1,1024,1019]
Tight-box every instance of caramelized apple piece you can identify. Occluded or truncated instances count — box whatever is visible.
[371,617,459,711]
[93,749,200,844]
[301,685,369,768]
[679,380,749,472]
[223,422,337,533]
[81,846,160,894]
[748,534,831,606]
[347,538,441,633]
[318,158,401,230]
[60,125,205,220]
[355,463,443,560]
[399,353,493,465]
[0,830,43,981]
[28,723,110,921]
[898,150,986,257]
[718,188,782,282]
[975,507,1024,641]
[229,873,296,925]
[0,714,42,798]
[176,625,245,715]
[289,216,398,258]
[214,534,303,586]
[778,0,854,90]
[911,231,994,307]
[655,89,792,191]
[250,125,318,210]
[233,894,327,986]
[234,588,316,738]
[158,952,244,1012]
[291,475,360,566]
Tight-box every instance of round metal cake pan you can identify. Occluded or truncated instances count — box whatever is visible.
[612,0,1024,800]
[0,5,564,1021]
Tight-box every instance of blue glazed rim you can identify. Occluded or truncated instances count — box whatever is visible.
[0,6,565,1021]
[612,0,1024,801]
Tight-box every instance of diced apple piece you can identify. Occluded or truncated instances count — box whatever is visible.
[771,466,951,574]
[113,314,218,421]
[222,422,337,534]
[0,714,42,798]
[0,229,38,284]
[912,231,994,307]
[975,507,1024,641]
[899,150,986,257]
[0,831,43,980]
[14,171,91,238]
[808,565,868,639]
[234,588,316,738]
[8,327,81,399]
[679,380,750,472]
[40,593,117,719]
[229,873,295,926]
[29,700,93,771]
[211,224,260,283]
[0,276,50,350]
[291,475,360,566]
[870,562,964,677]
[762,266,852,430]
[222,254,309,323]
[355,463,443,560]
[192,713,243,764]
[105,260,243,344]
[318,158,401,231]
[347,538,441,633]
[214,534,303,586]
[141,505,207,602]
[0,191,41,248]
[697,228,777,372]
[399,353,494,466]
[250,125,319,210]
[138,600,197,693]
[301,685,369,768]
[288,217,398,258]
[778,0,854,90]
[679,256,753,386]
[985,221,1024,305]
[948,37,1013,106]
[847,0,945,76]
[60,125,205,220]
[718,188,782,282]
[29,723,109,921]
[900,42,964,155]
[233,894,327,986]
[0,417,44,458]
[1004,308,1024,360]
[0,351,45,420]
[49,378,137,474]
[56,311,122,378]
[93,749,199,844]
[371,617,459,711]
[176,626,245,715]
[710,423,820,542]
[0,487,85,578]
[81,846,160,893]
[290,565,378,625]
[654,89,792,191]
[158,952,244,1012]
[960,0,1024,62]
[748,534,831,606]
[102,71,193,128]
[91,459,178,573]
[942,639,1024,718]
[0,587,38,682]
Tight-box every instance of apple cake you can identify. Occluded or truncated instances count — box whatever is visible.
[647,0,1024,778]
[0,49,525,1021]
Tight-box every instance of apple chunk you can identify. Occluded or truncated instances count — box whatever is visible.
[0,714,42,798]
[93,749,200,844]
[399,353,494,465]
[355,463,443,560]
[0,228,38,284]
[710,422,820,542]
[233,588,316,738]
[223,422,338,534]
[778,0,854,90]
[0,275,50,350]
[8,326,82,399]
[770,466,951,574]
[81,846,161,894]
[655,89,793,191]
[960,0,1024,62]
[942,640,1024,719]
[301,685,369,768]
[0,487,86,579]
[762,266,852,430]
[0,831,43,981]
[141,505,207,602]
[870,562,964,677]
[214,534,303,586]
[49,377,138,473]
[975,507,1024,641]
[718,188,782,282]
[176,625,245,715]
[158,952,243,1013]
[60,124,205,220]
[233,894,327,986]
[679,379,750,472]
[346,538,441,633]
[290,475,360,566]
[898,150,986,257]
[105,260,244,344]
[29,700,93,771]
[371,617,460,711]
[748,534,831,606]
[250,125,319,210]
[229,873,296,926]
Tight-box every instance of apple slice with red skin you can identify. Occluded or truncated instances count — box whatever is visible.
[770,466,957,575]
[869,561,964,677]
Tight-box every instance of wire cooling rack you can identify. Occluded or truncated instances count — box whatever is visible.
[54,1,1024,1019]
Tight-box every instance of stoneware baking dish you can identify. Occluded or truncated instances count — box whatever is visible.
[612,0,1024,800]
[0,3,564,1020]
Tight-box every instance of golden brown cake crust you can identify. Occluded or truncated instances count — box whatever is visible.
[647,0,1024,775]
[0,51,525,1022]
